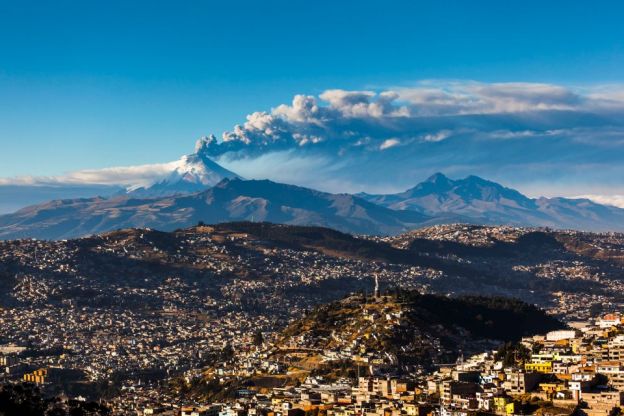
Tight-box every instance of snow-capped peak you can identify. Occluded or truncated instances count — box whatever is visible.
[127,138,240,197]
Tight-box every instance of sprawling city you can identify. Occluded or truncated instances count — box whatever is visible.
[1,223,624,415]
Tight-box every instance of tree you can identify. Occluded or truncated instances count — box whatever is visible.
[221,342,235,361]
[495,342,531,367]
[590,303,604,317]
[253,330,264,347]
[0,383,110,416]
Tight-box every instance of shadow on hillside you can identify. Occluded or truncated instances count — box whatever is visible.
[408,231,566,259]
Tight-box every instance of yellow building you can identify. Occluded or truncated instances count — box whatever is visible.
[403,404,418,416]
[505,403,515,415]
[493,397,511,414]
[555,339,569,348]
[23,368,47,384]
[525,361,553,373]
[539,382,566,396]
[570,338,582,354]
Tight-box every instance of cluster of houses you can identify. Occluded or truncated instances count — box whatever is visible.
[0,303,276,385]
[105,313,624,416]
[377,224,624,321]
[424,314,624,415]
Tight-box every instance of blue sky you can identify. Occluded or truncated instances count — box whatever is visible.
[1,1,624,199]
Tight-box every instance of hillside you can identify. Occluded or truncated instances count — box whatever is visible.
[1,222,622,402]
[171,291,564,402]
[2,222,624,319]
[276,292,564,377]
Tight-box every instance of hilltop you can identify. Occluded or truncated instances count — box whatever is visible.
[172,291,564,402]
[359,173,624,232]
[276,291,564,376]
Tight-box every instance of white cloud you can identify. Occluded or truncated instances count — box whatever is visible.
[394,81,587,115]
[0,161,180,188]
[422,130,452,142]
[577,195,624,209]
[3,80,624,197]
[198,81,624,161]
[379,138,401,150]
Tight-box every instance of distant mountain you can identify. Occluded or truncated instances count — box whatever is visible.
[0,139,238,214]
[358,173,624,232]
[2,171,623,240]
[0,178,430,240]
[127,137,240,197]
[0,184,123,215]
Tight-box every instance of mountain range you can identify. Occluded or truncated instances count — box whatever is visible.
[1,155,624,240]
[0,178,432,240]
[359,172,624,231]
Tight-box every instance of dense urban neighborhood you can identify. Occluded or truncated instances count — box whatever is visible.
[105,312,624,416]
[1,222,624,415]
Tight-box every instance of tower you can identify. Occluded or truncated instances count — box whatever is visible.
[374,273,380,300]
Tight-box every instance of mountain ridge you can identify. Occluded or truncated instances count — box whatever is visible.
[1,173,624,240]
[0,178,431,240]
[358,172,624,231]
